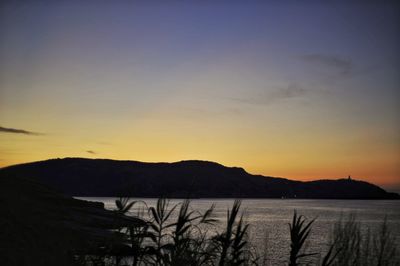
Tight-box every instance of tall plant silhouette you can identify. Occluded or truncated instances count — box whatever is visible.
[215,200,252,266]
[169,199,216,266]
[146,198,177,265]
[373,216,397,266]
[288,211,317,266]
[327,214,399,266]
[230,216,250,266]
[114,197,149,266]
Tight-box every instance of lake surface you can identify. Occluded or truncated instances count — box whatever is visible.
[80,198,400,265]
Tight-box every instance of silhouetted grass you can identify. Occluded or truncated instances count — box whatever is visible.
[92,198,259,266]
[288,211,318,266]
[321,214,399,266]
[83,199,399,266]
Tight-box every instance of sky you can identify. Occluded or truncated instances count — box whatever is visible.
[1,1,399,191]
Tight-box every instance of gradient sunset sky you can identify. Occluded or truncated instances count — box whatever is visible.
[1,1,399,191]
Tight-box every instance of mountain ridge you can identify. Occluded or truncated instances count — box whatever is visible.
[1,157,398,199]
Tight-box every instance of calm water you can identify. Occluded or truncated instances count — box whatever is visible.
[80,198,400,265]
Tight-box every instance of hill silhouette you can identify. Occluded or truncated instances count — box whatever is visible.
[1,158,398,199]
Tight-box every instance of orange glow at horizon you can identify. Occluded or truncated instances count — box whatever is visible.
[1,119,399,191]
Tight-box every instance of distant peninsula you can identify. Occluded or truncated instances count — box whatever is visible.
[1,158,398,199]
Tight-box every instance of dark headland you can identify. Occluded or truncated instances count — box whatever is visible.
[1,157,398,199]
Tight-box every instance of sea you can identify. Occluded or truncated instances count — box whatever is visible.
[79,198,400,265]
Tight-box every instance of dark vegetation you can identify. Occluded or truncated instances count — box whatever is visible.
[1,158,398,199]
[1,174,399,266]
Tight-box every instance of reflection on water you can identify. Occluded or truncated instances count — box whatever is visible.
[78,198,400,265]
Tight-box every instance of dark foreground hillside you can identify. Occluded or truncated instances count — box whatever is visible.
[1,158,398,199]
[0,174,145,265]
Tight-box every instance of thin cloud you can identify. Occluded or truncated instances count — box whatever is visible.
[271,84,306,99]
[96,141,112,146]
[301,54,353,76]
[0,126,43,136]
[232,84,307,106]
[86,150,97,154]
